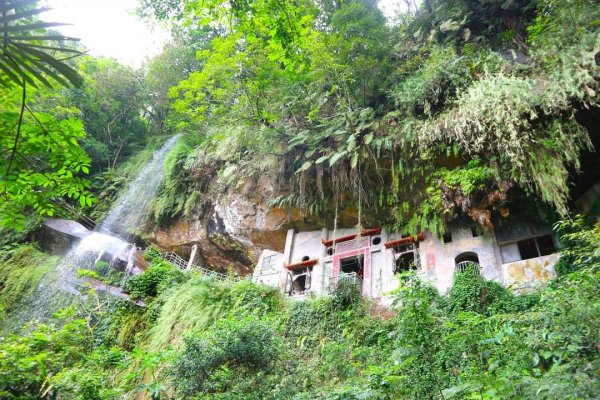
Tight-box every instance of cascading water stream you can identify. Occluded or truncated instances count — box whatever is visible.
[6,136,180,331]
[98,134,181,239]
[65,134,180,280]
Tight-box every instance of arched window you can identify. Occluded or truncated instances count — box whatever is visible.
[455,252,479,264]
[455,252,480,274]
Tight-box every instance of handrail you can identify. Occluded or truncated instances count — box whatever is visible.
[455,261,481,275]
[159,251,241,281]
[328,272,363,294]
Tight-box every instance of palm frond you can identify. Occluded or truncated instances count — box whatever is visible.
[0,0,83,88]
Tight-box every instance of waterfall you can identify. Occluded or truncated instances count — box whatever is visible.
[66,134,180,276]
[4,136,180,332]
[98,134,181,239]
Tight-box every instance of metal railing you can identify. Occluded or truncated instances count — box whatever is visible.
[455,261,482,275]
[160,251,240,281]
[50,198,98,231]
[328,272,363,294]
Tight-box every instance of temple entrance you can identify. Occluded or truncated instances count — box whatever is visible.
[340,256,364,279]
[454,252,481,274]
[394,251,416,274]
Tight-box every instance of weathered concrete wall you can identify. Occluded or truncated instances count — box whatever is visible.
[288,230,324,265]
[252,224,559,303]
[418,228,501,294]
[253,249,283,287]
[370,248,387,299]
[501,253,559,291]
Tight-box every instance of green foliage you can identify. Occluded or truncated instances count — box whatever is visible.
[173,317,281,397]
[0,84,95,230]
[387,257,600,399]
[388,273,446,399]
[0,1,97,231]
[392,46,504,116]
[0,0,83,89]
[0,308,91,399]
[68,57,153,172]
[144,0,599,236]
[0,244,57,315]
[554,214,600,275]
[148,277,283,350]
[123,262,186,300]
[86,260,123,286]
[0,219,598,399]
[150,137,194,226]
[331,277,362,309]
[447,266,539,316]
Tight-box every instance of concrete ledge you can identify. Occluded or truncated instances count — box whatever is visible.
[501,253,559,292]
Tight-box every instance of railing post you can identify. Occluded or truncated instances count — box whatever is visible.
[187,244,198,270]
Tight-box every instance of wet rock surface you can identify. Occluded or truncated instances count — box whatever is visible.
[38,219,148,274]
[37,219,92,254]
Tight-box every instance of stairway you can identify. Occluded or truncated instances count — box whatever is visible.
[160,251,241,281]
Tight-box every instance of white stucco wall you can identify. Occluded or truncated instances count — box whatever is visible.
[253,249,284,287]
[288,230,324,264]
[417,228,501,294]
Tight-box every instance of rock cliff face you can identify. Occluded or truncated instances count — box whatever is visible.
[148,178,372,275]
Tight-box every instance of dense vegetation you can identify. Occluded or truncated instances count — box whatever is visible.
[0,0,599,399]
[0,216,598,399]
[138,0,599,234]
[2,0,598,234]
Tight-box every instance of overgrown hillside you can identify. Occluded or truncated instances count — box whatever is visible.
[0,0,599,399]
[142,0,599,237]
[0,216,598,399]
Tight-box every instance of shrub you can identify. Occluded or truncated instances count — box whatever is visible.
[554,216,600,275]
[172,317,281,397]
[331,278,362,309]
[123,262,186,300]
[148,277,283,350]
[0,308,90,398]
[447,267,538,316]
[0,245,58,315]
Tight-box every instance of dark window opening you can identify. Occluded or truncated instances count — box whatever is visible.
[537,235,556,256]
[292,274,307,293]
[517,235,557,260]
[443,232,453,243]
[301,255,310,262]
[394,252,416,274]
[372,236,382,246]
[289,267,312,295]
[396,243,415,253]
[326,247,334,256]
[340,256,364,278]
[518,238,539,260]
[455,252,480,264]
[455,252,480,274]
[471,226,483,237]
